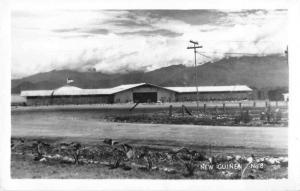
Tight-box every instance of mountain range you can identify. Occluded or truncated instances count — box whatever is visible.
[11,55,288,94]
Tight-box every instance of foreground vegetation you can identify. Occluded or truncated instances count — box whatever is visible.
[11,137,288,179]
[107,105,288,127]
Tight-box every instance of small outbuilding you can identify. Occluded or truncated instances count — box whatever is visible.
[11,94,27,106]
[282,93,289,102]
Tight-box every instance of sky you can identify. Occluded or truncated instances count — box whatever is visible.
[11,9,288,78]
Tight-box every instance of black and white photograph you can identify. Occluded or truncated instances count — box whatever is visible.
[1,0,300,190]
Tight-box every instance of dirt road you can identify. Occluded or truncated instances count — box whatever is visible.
[12,111,287,156]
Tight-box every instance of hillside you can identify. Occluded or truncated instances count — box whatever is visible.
[11,55,288,93]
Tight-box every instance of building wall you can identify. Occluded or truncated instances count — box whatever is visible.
[114,86,176,103]
[157,89,176,102]
[11,94,27,106]
[176,91,252,101]
[26,97,50,106]
[114,90,132,103]
[26,95,112,106]
[24,85,253,105]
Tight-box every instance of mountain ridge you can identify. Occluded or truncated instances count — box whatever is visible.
[11,55,288,94]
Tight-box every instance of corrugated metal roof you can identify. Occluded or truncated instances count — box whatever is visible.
[21,90,53,97]
[21,84,252,97]
[21,83,147,97]
[52,85,83,96]
[165,85,252,93]
[108,83,146,94]
[67,83,147,95]
[76,89,113,95]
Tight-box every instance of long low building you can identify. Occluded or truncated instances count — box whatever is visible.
[166,85,253,102]
[20,83,252,105]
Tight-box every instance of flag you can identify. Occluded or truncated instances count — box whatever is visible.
[67,78,74,84]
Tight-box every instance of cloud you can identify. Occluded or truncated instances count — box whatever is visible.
[83,28,109,35]
[11,9,288,79]
[53,27,110,35]
[118,29,183,37]
[52,28,81,33]
[109,19,150,28]
[11,10,39,18]
[125,10,228,26]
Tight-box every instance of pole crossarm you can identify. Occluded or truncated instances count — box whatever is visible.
[189,40,198,44]
[187,46,203,49]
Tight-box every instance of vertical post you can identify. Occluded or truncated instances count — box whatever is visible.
[267,104,271,123]
[169,105,173,117]
[253,101,256,108]
[203,103,206,113]
[194,45,200,117]
[223,103,226,113]
[265,101,268,108]
[239,103,243,122]
[194,44,199,117]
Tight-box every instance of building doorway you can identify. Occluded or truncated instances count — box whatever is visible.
[133,92,157,103]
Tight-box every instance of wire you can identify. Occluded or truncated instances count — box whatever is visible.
[197,51,263,56]
[224,53,261,55]
[195,40,282,43]
[196,51,214,59]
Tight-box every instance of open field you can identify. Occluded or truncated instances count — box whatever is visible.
[11,108,288,153]
[11,105,288,179]
[12,122,288,155]
[12,100,288,127]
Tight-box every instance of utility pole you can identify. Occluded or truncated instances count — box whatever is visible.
[187,40,202,117]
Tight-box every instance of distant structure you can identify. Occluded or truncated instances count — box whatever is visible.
[166,85,252,102]
[20,83,252,105]
[282,93,289,102]
[11,94,27,106]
